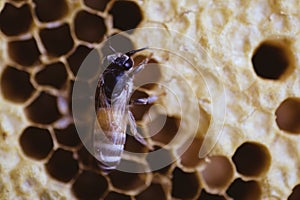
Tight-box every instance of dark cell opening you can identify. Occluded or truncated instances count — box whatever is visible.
[35,62,68,89]
[24,92,62,124]
[45,148,79,182]
[77,146,99,170]
[109,160,148,191]
[288,184,300,200]
[232,142,271,177]
[198,189,226,200]
[83,0,110,12]
[54,124,81,147]
[178,138,204,168]
[150,115,180,145]
[0,3,32,36]
[8,38,41,66]
[275,98,300,134]
[130,90,153,121]
[124,134,148,153]
[67,45,93,77]
[1,66,35,103]
[74,11,106,43]
[104,192,131,200]
[171,167,200,199]
[109,1,143,31]
[146,146,174,174]
[201,156,234,189]
[39,24,74,57]
[136,183,167,200]
[252,40,291,79]
[226,178,262,200]
[19,126,53,160]
[33,0,68,22]
[72,170,108,200]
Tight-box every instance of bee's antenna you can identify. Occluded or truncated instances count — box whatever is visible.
[109,45,117,53]
[126,47,149,56]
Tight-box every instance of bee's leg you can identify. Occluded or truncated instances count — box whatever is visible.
[128,53,153,77]
[128,110,153,149]
[131,95,158,105]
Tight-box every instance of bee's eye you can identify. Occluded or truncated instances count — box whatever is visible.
[123,59,133,70]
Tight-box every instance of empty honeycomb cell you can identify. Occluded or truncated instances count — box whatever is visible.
[0,3,32,36]
[19,126,53,160]
[252,40,292,80]
[198,189,226,200]
[39,24,74,57]
[133,56,161,90]
[101,33,135,56]
[35,62,68,89]
[77,146,99,170]
[0,66,35,103]
[33,0,68,22]
[8,38,41,66]
[136,183,167,200]
[104,192,131,200]
[171,167,200,199]
[45,148,79,182]
[130,90,153,121]
[201,156,234,189]
[226,178,262,200]
[24,92,62,124]
[124,134,148,153]
[83,0,110,12]
[72,170,108,200]
[275,97,300,134]
[146,146,174,174]
[54,124,81,148]
[108,160,148,191]
[150,115,180,144]
[109,1,143,31]
[288,184,300,200]
[67,45,93,77]
[232,141,271,177]
[178,137,204,168]
[74,11,106,43]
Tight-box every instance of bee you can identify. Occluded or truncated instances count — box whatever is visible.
[94,47,156,172]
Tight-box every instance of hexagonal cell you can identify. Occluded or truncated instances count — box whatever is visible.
[39,23,74,57]
[275,97,300,134]
[35,62,68,89]
[226,178,262,200]
[108,160,149,192]
[232,142,271,177]
[74,11,106,43]
[136,183,167,200]
[19,126,53,160]
[146,146,174,174]
[72,170,108,200]
[83,0,110,12]
[101,33,135,56]
[201,156,234,190]
[178,137,204,168]
[252,39,292,80]
[67,45,93,77]
[77,145,99,170]
[24,92,62,124]
[133,56,162,90]
[1,66,35,103]
[0,3,32,36]
[45,148,79,182]
[198,189,226,200]
[33,0,68,22]
[104,191,131,200]
[150,115,180,145]
[288,184,300,200]
[8,38,41,66]
[171,167,200,199]
[130,90,153,121]
[54,124,81,148]
[109,1,143,31]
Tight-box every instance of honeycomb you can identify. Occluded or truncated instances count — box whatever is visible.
[0,0,300,199]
